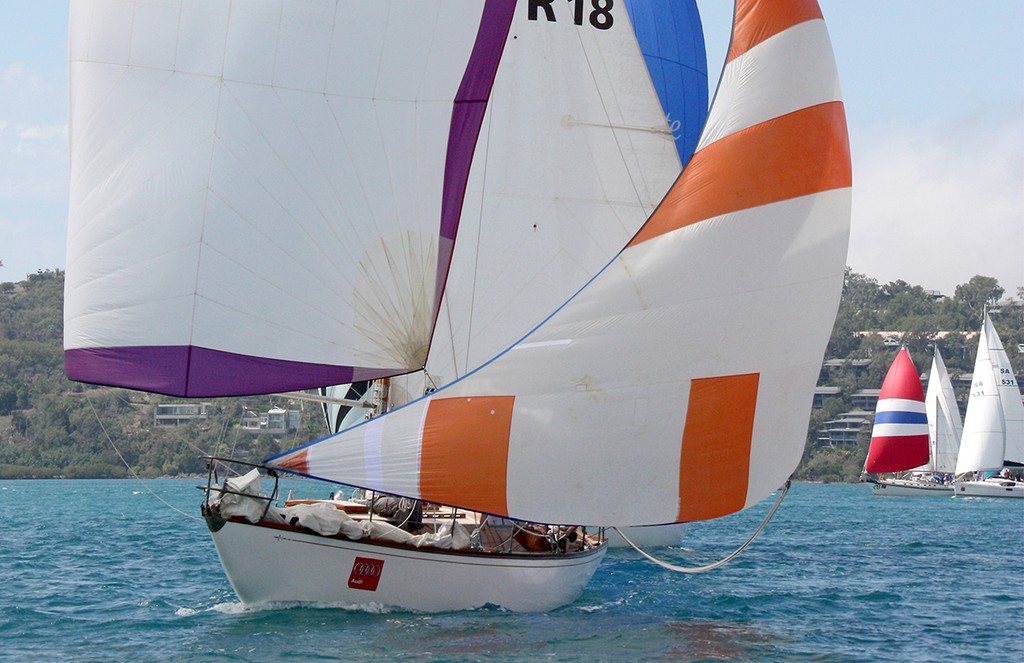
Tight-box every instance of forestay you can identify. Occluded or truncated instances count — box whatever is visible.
[271,0,852,526]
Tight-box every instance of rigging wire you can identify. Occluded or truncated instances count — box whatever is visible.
[612,479,791,574]
[85,392,201,522]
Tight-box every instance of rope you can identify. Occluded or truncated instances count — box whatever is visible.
[85,393,202,522]
[612,479,791,574]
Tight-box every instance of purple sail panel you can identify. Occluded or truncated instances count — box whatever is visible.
[65,346,392,398]
[438,0,516,243]
[429,0,516,354]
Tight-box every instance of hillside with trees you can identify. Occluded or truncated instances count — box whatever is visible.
[794,270,1022,482]
[1,268,1021,481]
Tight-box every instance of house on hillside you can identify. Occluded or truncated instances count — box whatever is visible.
[154,402,211,426]
[240,405,302,435]
[817,410,873,448]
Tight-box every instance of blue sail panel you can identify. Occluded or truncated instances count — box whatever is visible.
[623,0,709,168]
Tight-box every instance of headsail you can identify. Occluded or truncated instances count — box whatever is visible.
[271,0,852,526]
[864,348,929,474]
[919,346,962,473]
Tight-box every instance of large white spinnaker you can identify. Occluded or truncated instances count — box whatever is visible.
[65,1,494,396]
[271,1,852,527]
[65,0,709,401]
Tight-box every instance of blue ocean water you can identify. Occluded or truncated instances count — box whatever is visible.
[1,479,1021,662]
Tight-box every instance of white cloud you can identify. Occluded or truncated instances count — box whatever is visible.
[847,106,1024,296]
[15,123,67,159]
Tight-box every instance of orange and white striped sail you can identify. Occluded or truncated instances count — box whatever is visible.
[270,0,851,526]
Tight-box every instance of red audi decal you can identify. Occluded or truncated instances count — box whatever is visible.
[348,556,384,591]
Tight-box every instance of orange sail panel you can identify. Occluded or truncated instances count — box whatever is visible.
[728,0,823,63]
[630,102,851,247]
[276,448,309,476]
[420,396,514,516]
[678,374,760,521]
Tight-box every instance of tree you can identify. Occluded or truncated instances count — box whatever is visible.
[954,275,1004,321]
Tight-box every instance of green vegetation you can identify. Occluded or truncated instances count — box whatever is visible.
[1,268,1021,481]
[0,269,327,478]
[794,270,1022,482]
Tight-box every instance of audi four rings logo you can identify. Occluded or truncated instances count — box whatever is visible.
[352,562,381,577]
[348,556,384,591]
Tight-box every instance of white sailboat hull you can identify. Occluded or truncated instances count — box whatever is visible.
[869,479,953,497]
[208,517,606,612]
[952,478,1024,499]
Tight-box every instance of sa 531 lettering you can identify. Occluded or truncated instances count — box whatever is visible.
[528,0,614,30]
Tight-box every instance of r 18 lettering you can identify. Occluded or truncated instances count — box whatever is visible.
[528,0,615,30]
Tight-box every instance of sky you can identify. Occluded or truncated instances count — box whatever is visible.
[1,1,1021,297]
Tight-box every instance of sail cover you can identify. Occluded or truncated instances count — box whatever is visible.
[64,0,707,397]
[271,0,852,526]
[865,348,929,474]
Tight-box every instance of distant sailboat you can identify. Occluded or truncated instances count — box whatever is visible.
[953,312,1024,498]
[865,348,950,495]
[64,0,852,610]
[868,347,960,496]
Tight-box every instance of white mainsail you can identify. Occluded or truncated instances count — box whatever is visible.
[272,2,852,526]
[919,346,962,473]
[956,312,1023,474]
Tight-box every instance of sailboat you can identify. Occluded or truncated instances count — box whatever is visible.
[64,0,851,611]
[953,312,1024,498]
[864,348,946,495]
[868,346,961,496]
